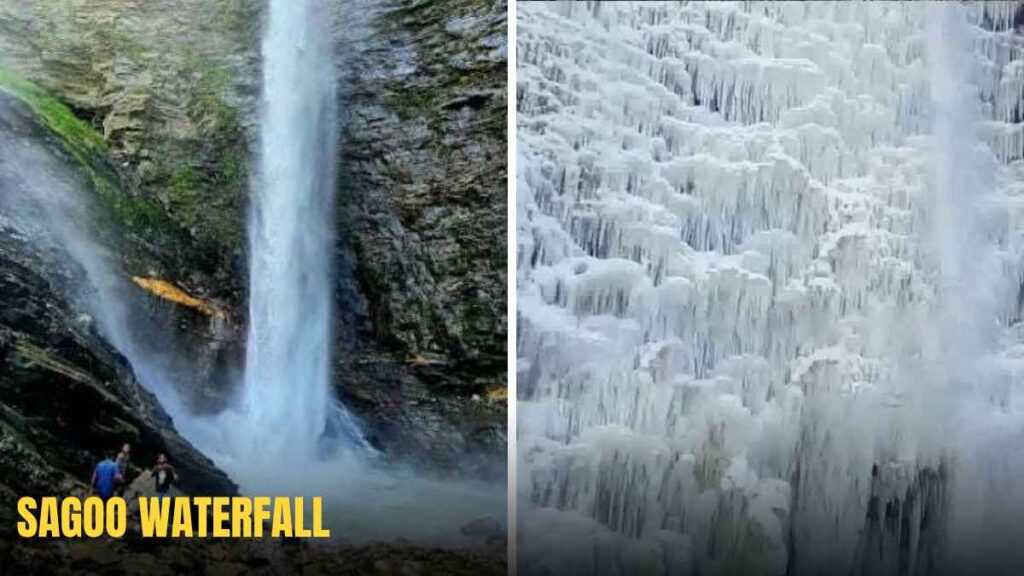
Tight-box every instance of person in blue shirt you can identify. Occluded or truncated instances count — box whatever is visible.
[91,450,122,500]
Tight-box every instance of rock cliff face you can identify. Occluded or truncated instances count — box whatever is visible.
[0,90,236,519]
[337,0,507,386]
[0,0,507,476]
[0,0,258,279]
[0,224,236,502]
[333,0,507,473]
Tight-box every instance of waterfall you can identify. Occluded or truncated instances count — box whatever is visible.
[517,2,1024,574]
[215,0,505,542]
[240,0,359,463]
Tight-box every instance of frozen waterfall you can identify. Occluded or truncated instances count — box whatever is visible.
[516,2,1024,574]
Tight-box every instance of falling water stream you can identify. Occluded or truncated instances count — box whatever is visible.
[239,0,362,465]
[517,2,1024,574]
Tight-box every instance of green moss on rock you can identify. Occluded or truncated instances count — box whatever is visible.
[0,0,261,289]
[0,62,107,158]
[0,62,178,238]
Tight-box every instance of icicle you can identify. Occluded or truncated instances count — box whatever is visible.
[518,2,1024,574]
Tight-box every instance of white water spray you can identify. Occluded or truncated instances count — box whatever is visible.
[927,6,1024,572]
[0,104,194,423]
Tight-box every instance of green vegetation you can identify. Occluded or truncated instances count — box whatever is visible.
[150,50,249,254]
[169,165,203,195]
[0,62,174,235]
[185,52,241,133]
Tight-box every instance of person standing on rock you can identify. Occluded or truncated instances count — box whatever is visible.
[152,453,178,499]
[91,450,122,501]
[115,443,131,496]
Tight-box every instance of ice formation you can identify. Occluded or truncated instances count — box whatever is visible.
[516,2,1024,574]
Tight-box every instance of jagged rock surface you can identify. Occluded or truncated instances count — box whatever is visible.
[334,0,507,474]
